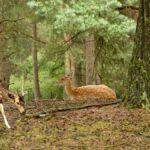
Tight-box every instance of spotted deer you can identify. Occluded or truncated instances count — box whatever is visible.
[0,84,26,128]
[56,73,117,100]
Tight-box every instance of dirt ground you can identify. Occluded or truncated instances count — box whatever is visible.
[0,100,150,150]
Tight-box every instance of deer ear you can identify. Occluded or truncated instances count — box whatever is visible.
[18,91,28,97]
[18,94,24,102]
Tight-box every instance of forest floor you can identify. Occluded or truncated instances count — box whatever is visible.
[0,100,149,150]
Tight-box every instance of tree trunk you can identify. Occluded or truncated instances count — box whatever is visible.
[32,23,41,99]
[125,0,150,107]
[0,61,11,89]
[0,34,11,89]
[85,34,96,85]
[74,62,83,86]
[63,33,76,99]
[64,33,75,81]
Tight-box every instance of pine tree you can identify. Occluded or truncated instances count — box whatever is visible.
[125,0,150,108]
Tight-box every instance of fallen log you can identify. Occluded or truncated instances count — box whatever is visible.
[25,99,121,118]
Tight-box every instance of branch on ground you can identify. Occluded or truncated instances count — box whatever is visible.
[26,99,121,118]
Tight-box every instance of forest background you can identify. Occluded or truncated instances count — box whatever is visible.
[0,0,144,106]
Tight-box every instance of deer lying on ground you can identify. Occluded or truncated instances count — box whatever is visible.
[0,84,26,128]
[56,73,117,100]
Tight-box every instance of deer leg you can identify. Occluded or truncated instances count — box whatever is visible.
[0,103,11,129]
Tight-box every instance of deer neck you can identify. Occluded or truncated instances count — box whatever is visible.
[0,87,15,102]
[64,80,75,96]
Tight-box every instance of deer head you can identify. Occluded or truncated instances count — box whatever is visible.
[8,92,26,115]
[56,72,73,86]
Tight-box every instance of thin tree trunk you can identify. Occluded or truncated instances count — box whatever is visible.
[0,60,11,89]
[125,0,150,107]
[62,0,76,97]
[64,33,83,87]
[85,34,96,85]
[0,34,10,89]
[63,33,76,99]
[32,23,41,99]
[64,33,75,80]
[74,62,83,86]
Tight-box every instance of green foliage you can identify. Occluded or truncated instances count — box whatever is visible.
[39,53,64,99]
[1,0,138,103]
[27,0,136,41]
[10,44,68,100]
[10,50,64,100]
[25,0,137,99]
[39,71,63,99]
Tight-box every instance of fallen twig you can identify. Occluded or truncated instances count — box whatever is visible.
[25,99,121,118]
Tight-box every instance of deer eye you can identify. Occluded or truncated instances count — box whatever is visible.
[16,102,20,105]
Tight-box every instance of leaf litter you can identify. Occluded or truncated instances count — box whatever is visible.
[0,100,149,150]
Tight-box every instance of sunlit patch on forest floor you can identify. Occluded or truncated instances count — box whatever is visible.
[0,101,149,150]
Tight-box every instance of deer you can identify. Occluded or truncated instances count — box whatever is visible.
[0,83,26,129]
[56,73,117,100]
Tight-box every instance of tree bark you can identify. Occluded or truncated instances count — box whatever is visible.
[0,34,11,89]
[0,60,11,89]
[64,33,76,81]
[32,23,41,99]
[74,62,83,86]
[85,34,96,85]
[125,0,150,107]
[63,33,76,99]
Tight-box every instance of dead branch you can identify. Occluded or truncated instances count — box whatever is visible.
[25,99,121,118]
[49,29,91,56]
[2,51,17,60]
[117,6,139,11]
[13,29,47,44]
